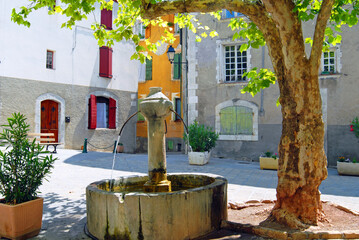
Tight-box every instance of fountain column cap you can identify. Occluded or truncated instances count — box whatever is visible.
[139,87,173,118]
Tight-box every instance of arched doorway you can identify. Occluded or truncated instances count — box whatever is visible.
[41,100,59,142]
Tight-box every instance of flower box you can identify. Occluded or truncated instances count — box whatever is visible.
[337,161,359,176]
[260,157,278,170]
[188,151,211,165]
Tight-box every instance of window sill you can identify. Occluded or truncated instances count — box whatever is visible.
[219,134,258,141]
[218,81,248,85]
[319,73,341,80]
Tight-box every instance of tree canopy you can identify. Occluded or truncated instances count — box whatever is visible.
[11,0,359,229]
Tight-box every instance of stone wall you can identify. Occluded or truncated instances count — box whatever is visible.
[0,76,137,153]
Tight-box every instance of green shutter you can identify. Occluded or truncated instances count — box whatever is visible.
[138,99,145,121]
[145,58,152,80]
[236,106,253,135]
[173,54,181,79]
[220,106,253,135]
[220,107,236,135]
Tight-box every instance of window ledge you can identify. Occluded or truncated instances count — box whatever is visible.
[219,134,258,141]
[218,81,248,85]
[319,73,341,80]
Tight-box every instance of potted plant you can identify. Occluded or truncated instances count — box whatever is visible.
[259,151,279,170]
[116,142,124,153]
[0,113,56,239]
[183,120,219,165]
[337,157,359,176]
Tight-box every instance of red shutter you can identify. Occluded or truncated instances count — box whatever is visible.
[101,9,112,30]
[99,47,113,78]
[145,25,151,39]
[89,95,97,129]
[108,97,116,129]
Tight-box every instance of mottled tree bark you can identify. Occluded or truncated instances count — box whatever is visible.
[142,0,335,229]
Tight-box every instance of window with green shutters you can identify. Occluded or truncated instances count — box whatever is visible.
[220,106,253,135]
[173,53,181,80]
[145,58,152,80]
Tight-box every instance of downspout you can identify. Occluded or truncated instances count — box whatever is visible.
[181,27,189,154]
[259,46,265,116]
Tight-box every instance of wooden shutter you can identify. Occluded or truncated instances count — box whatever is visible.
[145,58,152,80]
[108,97,116,129]
[236,106,253,135]
[220,107,236,135]
[99,47,113,78]
[145,24,151,38]
[101,9,112,30]
[174,53,181,79]
[89,95,97,129]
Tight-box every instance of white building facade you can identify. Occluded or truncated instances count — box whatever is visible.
[0,1,139,152]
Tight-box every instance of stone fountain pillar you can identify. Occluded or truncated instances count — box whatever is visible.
[139,87,172,192]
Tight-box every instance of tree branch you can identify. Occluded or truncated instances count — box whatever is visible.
[141,0,260,19]
[309,0,335,71]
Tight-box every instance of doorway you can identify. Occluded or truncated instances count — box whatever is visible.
[41,100,59,142]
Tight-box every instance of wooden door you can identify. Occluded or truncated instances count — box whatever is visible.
[41,100,59,142]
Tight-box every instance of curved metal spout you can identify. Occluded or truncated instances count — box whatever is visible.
[118,111,140,136]
[170,109,188,134]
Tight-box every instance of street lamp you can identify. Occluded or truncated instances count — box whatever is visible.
[166,45,176,64]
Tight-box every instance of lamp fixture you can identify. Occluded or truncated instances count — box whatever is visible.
[166,45,176,64]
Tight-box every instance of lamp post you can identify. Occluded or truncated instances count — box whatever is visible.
[167,45,176,64]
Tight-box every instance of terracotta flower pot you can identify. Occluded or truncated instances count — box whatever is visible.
[116,145,124,153]
[0,197,43,240]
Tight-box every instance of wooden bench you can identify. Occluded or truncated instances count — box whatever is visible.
[28,133,61,153]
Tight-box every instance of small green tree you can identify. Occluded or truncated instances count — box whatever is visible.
[184,120,219,152]
[0,113,57,205]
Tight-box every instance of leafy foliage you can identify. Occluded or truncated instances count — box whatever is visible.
[0,113,57,205]
[184,120,219,152]
[351,116,359,138]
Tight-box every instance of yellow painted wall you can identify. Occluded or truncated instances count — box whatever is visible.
[137,15,183,139]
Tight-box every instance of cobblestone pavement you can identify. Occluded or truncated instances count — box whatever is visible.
[15,149,358,239]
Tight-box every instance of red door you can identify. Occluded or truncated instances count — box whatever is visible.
[41,100,59,142]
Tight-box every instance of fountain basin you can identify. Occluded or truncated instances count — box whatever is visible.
[86,173,227,240]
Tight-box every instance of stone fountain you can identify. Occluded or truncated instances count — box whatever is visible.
[86,87,227,240]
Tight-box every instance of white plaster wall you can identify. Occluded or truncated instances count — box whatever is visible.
[0,0,138,92]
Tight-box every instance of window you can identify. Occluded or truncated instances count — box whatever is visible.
[224,45,247,82]
[145,58,152,80]
[88,95,116,129]
[101,8,112,30]
[99,46,113,78]
[222,9,243,19]
[174,98,181,121]
[173,53,182,80]
[215,100,258,141]
[139,22,146,39]
[46,50,54,69]
[322,50,336,74]
[320,46,341,76]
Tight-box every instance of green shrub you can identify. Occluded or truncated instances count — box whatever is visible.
[184,120,219,152]
[0,113,57,205]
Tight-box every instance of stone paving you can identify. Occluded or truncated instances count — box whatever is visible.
[8,149,358,239]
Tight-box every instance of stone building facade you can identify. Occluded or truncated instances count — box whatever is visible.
[184,12,359,166]
[0,1,139,152]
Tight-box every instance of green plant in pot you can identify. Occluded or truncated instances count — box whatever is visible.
[184,120,219,165]
[0,113,57,239]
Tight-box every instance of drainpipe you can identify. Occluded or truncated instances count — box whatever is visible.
[259,46,265,116]
[181,27,189,154]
